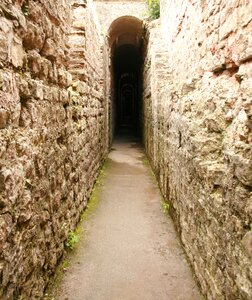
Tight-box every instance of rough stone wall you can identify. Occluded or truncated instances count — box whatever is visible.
[143,0,252,299]
[102,37,112,147]
[0,0,106,298]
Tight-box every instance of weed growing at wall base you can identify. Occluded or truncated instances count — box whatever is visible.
[65,231,79,250]
[162,200,170,214]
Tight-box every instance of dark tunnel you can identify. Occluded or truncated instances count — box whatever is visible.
[108,17,143,140]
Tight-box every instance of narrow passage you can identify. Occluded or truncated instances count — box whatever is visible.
[53,137,201,300]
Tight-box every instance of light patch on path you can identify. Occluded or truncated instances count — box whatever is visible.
[51,137,202,300]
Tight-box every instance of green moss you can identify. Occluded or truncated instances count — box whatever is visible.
[80,159,108,221]
[62,260,70,269]
[142,156,149,166]
[65,159,108,250]
[44,159,109,298]
[142,155,156,181]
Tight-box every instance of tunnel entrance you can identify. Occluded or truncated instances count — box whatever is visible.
[108,17,143,140]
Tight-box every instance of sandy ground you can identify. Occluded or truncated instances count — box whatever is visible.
[52,136,201,300]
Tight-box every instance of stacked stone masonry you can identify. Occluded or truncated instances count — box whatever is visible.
[0,0,106,298]
[143,0,252,299]
[0,0,251,299]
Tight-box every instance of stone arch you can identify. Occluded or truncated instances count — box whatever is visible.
[108,15,143,50]
[107,16,144,139]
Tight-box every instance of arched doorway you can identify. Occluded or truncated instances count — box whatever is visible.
[108,16,143,139]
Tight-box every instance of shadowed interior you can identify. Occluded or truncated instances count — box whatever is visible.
[108,16,143,139]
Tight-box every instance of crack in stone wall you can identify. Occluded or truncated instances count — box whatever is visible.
[143,1,252,299]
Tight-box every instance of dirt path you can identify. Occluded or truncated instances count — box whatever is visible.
[52,137,201,300]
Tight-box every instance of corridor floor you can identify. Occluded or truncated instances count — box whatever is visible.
[52,137,201,300]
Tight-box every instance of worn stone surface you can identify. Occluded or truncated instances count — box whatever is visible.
[143,1,252,299]
[0,0,106,299]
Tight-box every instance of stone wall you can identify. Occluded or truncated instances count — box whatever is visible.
[94,0,146,35]
[143,0,252,299]
[0,0,106,298]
